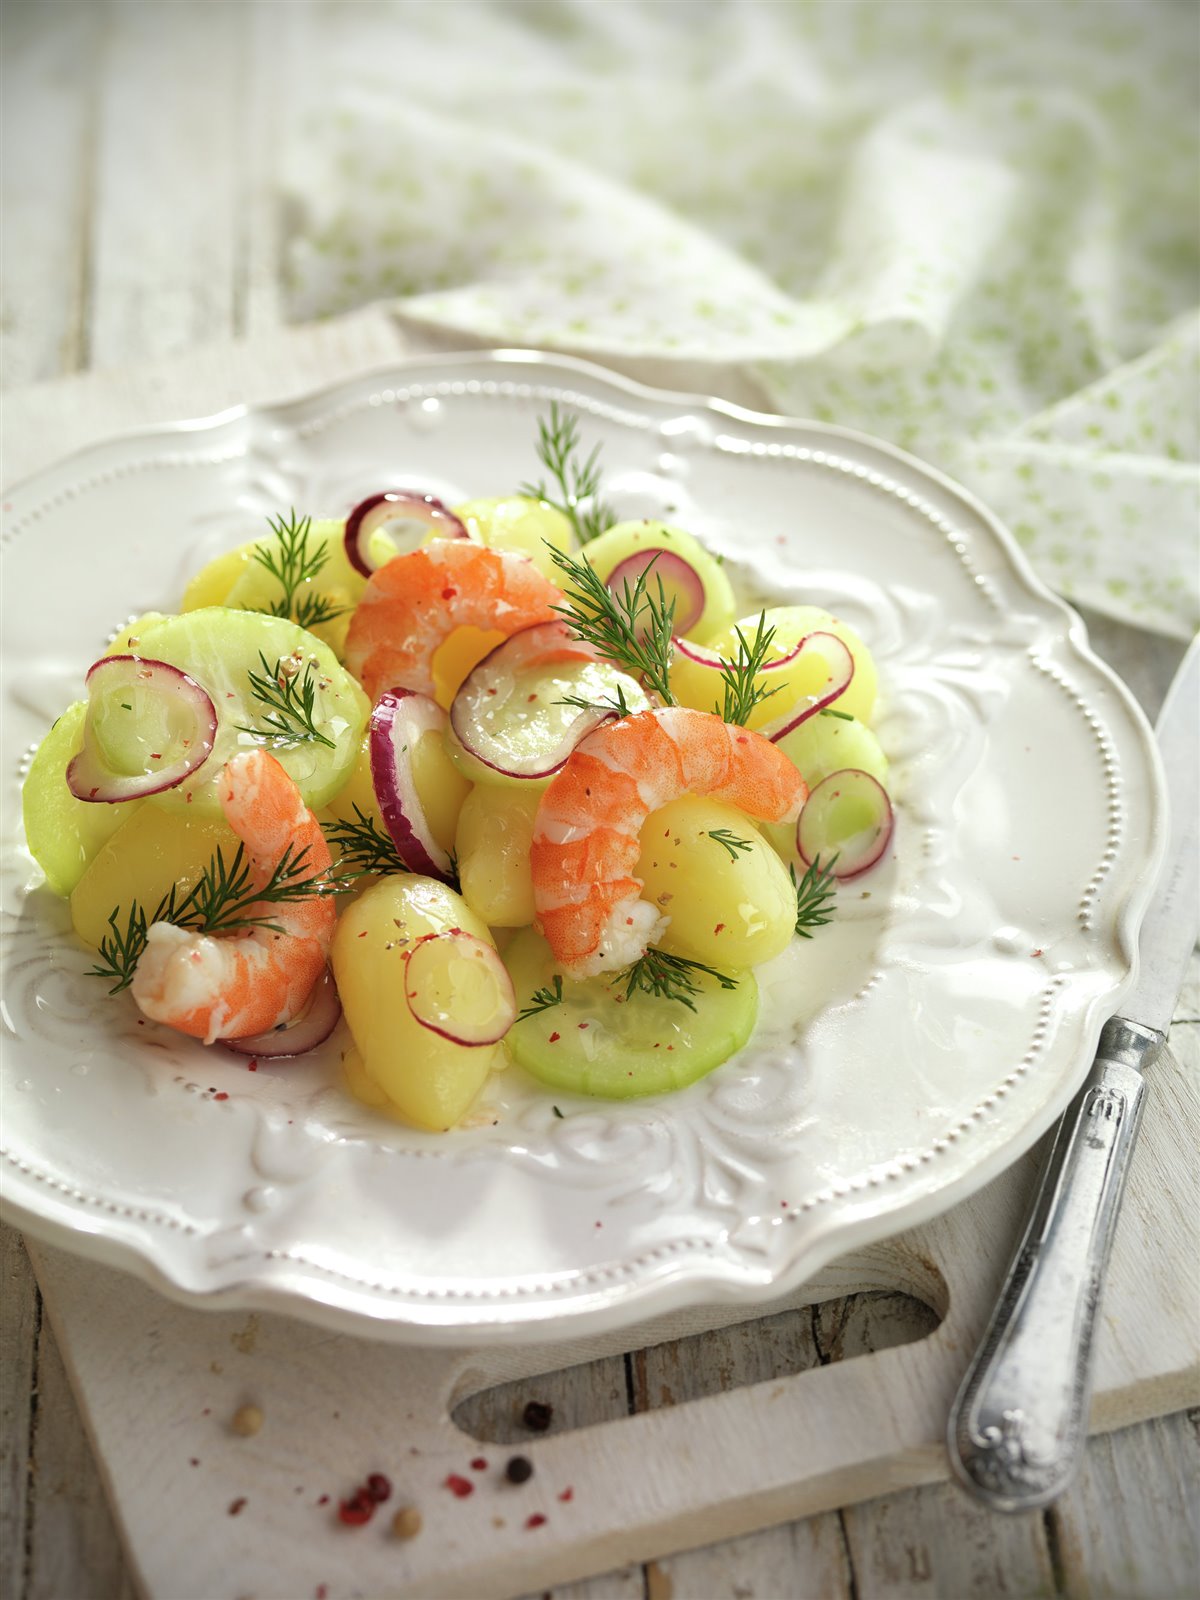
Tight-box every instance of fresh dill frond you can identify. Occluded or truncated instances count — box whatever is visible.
[236,653,336,749]
[707,828,753,862]
[556,680,636,720]
[519,403,617,545]
[819,707,854,722]
[323,805,410,878]
[549,545,676,705]
[186,840,348,935]
[87,845,350,992]
[252,509,348,631]
[619,948,738,1012]
[716,611,782,727]
[516,974,565,1023]
[791,854,839,939]
[87,885,184,993]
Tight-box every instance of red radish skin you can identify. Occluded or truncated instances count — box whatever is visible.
[224,967,342,1058]
[403,931,517,1046]
[449,620,619,780]
[344,491,469,578]
[66,655,218,802]
[605,549,707,637]
[797,769,894,879]
[369,689,455,881]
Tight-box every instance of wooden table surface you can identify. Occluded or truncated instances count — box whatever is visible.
[2,7,1197,1597]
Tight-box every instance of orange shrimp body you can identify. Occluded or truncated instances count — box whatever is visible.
[344,541,562,703]
[131,750,336,1044]
[531,707,808,977]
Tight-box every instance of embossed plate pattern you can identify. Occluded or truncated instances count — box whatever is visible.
[0,352,1165,1343]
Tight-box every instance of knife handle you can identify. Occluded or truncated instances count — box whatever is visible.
[947,1016,1159,1512]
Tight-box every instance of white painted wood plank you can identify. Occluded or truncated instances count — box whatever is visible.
[0,1,100,388]
[0,1230,39,1600]
[87,2,243,368]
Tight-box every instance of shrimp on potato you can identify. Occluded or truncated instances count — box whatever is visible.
[343,542,562,704]
[131,750,335,1044]
[530,707,808,977]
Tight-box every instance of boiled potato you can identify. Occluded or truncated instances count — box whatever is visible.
[331,876,505,1130]
[671,604,878,728]
[70,805,239,949]
[636,795,796,969]
[455,784,540,926]
[454,495,573,580]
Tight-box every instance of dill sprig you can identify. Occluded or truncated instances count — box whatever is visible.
[88,885,185,994]
[556,681,636,720]
[86,844,350,991]
[791,854,839,939]
[520,403,617,546]
[516,975,565,1023]
[549,544,677,705]
[236,653,336,749]
[619,948,738,1012]
[323,806,410,879]
[819,707,854,722]
[252,509,348,632]
[716,612,782,727]
[708,828,753,862]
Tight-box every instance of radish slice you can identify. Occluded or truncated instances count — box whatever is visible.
[797,769,894,879]
[224,968,342,1058]
[66,655,218,803]
[404,930,517,1046]
[450,620,639,780]
[760,632,855,741]
[344,491,469,578]
[605,548,707,637]
[369,687,455,881]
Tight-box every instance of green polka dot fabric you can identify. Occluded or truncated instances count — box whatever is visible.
[285,1,1198,639]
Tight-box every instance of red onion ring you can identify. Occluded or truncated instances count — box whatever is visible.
[344,491,470,578]
[605,548,707,637]
[369,687,456,881]
[449,620,619,780]
[404,930,516,1046]
[797,769,894,879]
[66,655,218,803]
[223,967,342,1058]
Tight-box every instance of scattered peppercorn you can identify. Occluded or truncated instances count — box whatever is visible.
[522,1399,553,1432]
[228,1497,247,1517]
[231,1404,263,1437]
[525,1512,547,1530]
[443,1473,474,1498]
[366,1473,392,1503]
[338,1488,375,1526]
[505,1455,534,1485]
[391,1506,423,1540]
[470,1456,488,1472]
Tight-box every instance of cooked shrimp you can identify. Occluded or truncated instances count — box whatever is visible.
[130,749,336,1044]
[530,707,808,976]
[344,541,562,703]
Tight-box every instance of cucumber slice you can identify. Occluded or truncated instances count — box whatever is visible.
[583,520,736,644]
[132,608,369,816]
[447,655,649,789]
[504,928,758,1099]
[21,702,140,895]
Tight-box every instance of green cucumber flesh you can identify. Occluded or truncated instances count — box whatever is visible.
[132,608,369,815]
[504,928,758,1098]
[21,702,142,895]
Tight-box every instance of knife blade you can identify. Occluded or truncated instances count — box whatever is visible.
[946,633,1200,1512]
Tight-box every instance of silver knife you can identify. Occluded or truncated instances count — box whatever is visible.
[947,633,1200,1512]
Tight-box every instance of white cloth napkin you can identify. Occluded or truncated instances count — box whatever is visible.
[282,0,1199,640]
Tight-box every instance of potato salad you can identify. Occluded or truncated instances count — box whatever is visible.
[22,409,893,1130]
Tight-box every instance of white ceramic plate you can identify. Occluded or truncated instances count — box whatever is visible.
[1,352,1164,1344]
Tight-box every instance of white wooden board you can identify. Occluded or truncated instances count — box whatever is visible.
[25,1023,1199,1600]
